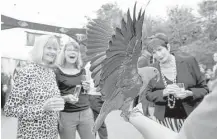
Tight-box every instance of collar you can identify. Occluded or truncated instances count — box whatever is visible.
[152,53,184,67]
[173,54,185,64]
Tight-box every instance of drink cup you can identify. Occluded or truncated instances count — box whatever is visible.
[176,83,185,92]
[73,85,82,98]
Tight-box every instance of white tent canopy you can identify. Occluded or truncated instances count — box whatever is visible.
[1,46,32,61]
[1,28,33,61]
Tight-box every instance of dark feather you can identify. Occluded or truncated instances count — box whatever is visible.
[133,2,137,23]
[90,52,106,67]
[86,47,107,56]
[87,42,108,49]
[87,39,109,45]
[121,19,127,37]
[86,3,148,132]
[91,55,106,70]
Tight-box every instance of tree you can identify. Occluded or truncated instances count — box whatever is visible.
[166,4,216,67]
[198,0,217,20]
[167,6,202,47]
[179,39,217,68]
[198,0,217,40]
[142,16,169,38]
[96,2,124,28]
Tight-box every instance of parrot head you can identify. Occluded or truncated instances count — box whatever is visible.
[137,67,160,95]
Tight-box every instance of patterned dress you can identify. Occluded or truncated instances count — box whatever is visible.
[4,63,61,139]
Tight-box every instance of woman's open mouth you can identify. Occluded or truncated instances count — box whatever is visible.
[159,58,164,61]
[69,55,76,59]
[47,54,55,58]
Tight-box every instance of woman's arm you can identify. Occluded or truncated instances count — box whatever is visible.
[145,82,167,105]
[4,68,45,120]
[188,57,209,101]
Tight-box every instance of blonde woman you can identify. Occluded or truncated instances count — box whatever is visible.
[55,40,95,139]
[4,35,65,139]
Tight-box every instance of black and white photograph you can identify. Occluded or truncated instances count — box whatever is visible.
[1,0,217,139]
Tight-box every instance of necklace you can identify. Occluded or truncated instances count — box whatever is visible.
[160,55,177,109]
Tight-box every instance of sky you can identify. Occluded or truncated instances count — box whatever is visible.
[1,0,203,28]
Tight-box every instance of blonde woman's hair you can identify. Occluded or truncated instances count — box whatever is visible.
[29,35,60,66]
[56,39,83,70]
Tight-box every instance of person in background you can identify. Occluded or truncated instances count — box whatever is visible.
[212,52,217,79]
[199,63,206,75]
[142,33,209,132]
[85,61,108,139]
[1,72,10,109]
[205,68,212,82]
[207,52,217,90]
[13,61,28,78]
[4,35,65,139]
[55,40,95,139]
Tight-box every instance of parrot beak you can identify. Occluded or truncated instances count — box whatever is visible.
[137,67,160,95]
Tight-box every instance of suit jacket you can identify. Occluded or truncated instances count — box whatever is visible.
[143,54,209,120]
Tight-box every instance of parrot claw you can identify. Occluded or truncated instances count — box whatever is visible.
[120,112,125,117]
[92,126,97,134]
[120,111,131,122]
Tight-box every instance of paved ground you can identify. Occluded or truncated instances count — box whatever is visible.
[1,110,143,139]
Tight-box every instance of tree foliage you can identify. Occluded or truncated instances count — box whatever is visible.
[96,2,124,28]
[87,1,217,67]
[198,0,217,40]
[167,6,203,47]
[198,0,217,19]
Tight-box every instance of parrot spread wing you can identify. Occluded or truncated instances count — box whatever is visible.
[86,3,159,133]
[86,19,114,59]
[86,18,114,90]
[86,4,145,100]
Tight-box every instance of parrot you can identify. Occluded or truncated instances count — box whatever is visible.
[86,3,160,133]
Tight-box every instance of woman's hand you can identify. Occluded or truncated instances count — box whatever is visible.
[43,96,65,111]
[2,84,8,92]
[62,94,78,104]
[82,81,90,91]
[163,84,181,96]
[163,84,193,99]
[174,90,193,99]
